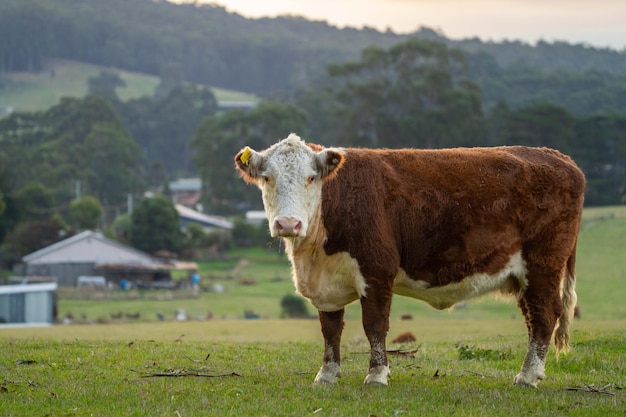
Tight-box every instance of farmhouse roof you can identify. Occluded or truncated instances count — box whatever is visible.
[22,230,156,265]
[175,204,233,230]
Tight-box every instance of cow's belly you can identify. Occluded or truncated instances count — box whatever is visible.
[291,251,367,312]
[393,251,527,310]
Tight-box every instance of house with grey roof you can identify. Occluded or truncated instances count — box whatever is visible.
[19,230,184,286]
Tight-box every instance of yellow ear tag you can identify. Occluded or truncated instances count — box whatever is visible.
[240,147,251,166]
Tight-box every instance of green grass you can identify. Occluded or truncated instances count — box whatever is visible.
[0,321,624,416]
[0,59,257,112]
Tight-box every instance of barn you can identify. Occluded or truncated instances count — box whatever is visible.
[18,230,183,287]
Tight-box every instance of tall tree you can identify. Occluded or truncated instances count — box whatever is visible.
[70,196,104,231]
[323,38,484,149]
[130,195,182,255]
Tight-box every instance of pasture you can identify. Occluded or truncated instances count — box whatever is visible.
[1,206,625,415]
[0,59,258,112]
[1,320,624,416]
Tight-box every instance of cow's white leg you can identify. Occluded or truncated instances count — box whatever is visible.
[513,340,547,388]
[314,309,344,385]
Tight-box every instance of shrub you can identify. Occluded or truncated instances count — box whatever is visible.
[280,294,311,318]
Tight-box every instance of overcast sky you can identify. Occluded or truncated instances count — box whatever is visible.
[202,0,626,50]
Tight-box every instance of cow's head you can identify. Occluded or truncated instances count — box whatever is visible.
[235,133,345,238]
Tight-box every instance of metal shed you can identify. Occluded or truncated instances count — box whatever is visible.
[0,281,58,326]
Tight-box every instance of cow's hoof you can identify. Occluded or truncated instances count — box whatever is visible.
[513,372,542,388]
[364,365,390,386]
[314,363,341,385]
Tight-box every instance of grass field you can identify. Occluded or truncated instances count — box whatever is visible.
[0,59,257,113]
[0,207,625,415]
[0,320,624,416]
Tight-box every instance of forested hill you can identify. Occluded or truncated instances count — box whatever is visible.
[1,0,626,104]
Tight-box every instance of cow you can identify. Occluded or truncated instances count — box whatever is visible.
[234,133,585,387]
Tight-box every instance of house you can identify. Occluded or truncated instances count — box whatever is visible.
[169,178,202,207]
[0,280,58,326]
[175,204,233,231]
[19,230,192,286]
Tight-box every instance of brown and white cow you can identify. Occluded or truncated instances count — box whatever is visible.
[234,133,585,387]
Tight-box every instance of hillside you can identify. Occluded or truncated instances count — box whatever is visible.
[0,59,257,113]
[1,0,626,115]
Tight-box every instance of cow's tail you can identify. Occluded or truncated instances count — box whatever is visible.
[554,248,578,356]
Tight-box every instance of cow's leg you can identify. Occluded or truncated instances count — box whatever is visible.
[360,283,393,386]
[514,267,564,388]
[314,309,344,384]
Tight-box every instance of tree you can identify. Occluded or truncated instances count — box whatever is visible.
[70,196,103,230]
[111,213,132,244]
[16,182,56,221]
[2,218,66,259]
[88,70,126,103]
[323,38,484,149]
[83,122,144,206]
[191,101,306,214]
[130,195,182,255]
[572,115,626,205]
[501,102,575,151]
[0,169,22,245]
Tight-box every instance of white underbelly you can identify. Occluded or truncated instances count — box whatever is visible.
[292,251,367,312]
[291,249,526,312]
[393,251,527,310]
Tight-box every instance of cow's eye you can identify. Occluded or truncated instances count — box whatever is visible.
[261,175,271,183]
[307,175,316,184]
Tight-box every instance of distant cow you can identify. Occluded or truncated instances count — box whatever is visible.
[235,134,585,387]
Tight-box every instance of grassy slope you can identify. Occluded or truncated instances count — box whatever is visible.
[0,59,257,112]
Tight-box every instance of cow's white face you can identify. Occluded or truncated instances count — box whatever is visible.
[235,134,345,238]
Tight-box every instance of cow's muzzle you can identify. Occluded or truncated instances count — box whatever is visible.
[274,217,303,237]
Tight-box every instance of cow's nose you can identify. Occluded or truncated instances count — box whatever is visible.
[275,217,302,237]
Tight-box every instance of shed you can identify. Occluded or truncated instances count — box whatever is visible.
[20,231,172,286]
[0,281,58,326]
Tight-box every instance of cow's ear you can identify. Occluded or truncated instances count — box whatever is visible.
[234,146,262,184]
[316,148,345,181]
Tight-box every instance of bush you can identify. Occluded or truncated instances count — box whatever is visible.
[280,294,311,318]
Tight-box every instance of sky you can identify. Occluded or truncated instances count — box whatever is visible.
[201,0,626,51]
